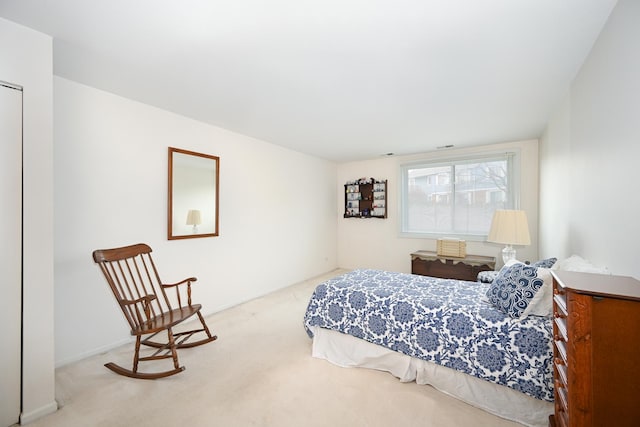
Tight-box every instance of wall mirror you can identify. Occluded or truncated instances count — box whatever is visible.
[168,147,219,240]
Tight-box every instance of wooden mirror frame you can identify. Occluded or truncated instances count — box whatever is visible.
[168,147,219,240]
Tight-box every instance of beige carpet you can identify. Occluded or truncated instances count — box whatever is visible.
[27,269,520,427]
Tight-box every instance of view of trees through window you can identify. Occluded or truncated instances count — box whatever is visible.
[402,156,513,236]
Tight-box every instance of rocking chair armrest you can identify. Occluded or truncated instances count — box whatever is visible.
[121,295,157,306]
[162,277,198,288]
[162,277,198,307]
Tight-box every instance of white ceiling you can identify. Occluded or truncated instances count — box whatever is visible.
[0,0,616,162]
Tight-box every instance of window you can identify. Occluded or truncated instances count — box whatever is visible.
[400,152,517,239]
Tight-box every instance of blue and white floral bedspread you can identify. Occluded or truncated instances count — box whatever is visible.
[303,269,553,401]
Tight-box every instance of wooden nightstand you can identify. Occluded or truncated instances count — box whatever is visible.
[410,250,496,282]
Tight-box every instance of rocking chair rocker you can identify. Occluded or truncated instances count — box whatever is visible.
[92,243,217,379]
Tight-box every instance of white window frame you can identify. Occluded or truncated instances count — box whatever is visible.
[399,150,520,241]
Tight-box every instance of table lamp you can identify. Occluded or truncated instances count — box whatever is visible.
[487,209,531,264]
[186,209,202,233]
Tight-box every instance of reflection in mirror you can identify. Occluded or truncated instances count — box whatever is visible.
[168,147,219,239]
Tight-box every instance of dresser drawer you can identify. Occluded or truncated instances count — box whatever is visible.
[552,278,570,425]
[554,316,568,342]
[554,358,568,386]
[553,288,567,314]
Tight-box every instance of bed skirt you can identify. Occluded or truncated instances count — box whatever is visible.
[310,326,552,427]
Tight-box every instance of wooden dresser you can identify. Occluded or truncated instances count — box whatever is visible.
[550,270,640,427]
[410,250,495,281]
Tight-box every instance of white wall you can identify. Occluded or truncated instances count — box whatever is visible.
[54,77,338,366]
[337,140,540,273]
[540,0,640,279]
[539,96,572,260]
[0,18,57,423]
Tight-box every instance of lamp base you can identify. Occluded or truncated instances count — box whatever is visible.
[502,245,516,264]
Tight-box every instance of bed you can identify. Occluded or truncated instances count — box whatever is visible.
[303,268,555,427]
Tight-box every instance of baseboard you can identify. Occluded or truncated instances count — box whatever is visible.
[20,400,58,425]
[200,268,345,318]
[55,269,344,368]
[55,336,133,368]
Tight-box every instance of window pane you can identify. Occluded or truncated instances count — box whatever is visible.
[407,166,452,233]
[402,155,513,237]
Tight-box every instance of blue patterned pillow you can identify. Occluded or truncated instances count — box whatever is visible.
[485,263,545,318]
[532,257,557,269]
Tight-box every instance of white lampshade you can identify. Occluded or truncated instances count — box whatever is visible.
[186,209,202,226]
[487,209,530,263]
[487,210,530,245]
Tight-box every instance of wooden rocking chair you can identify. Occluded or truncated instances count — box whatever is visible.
[92,243,217,379]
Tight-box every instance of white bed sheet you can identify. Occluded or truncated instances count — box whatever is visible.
[311,326,552,427]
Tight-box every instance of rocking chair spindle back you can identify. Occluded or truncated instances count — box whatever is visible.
[93,243,217,379]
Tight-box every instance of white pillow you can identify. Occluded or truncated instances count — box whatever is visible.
[521,266,553,317]
[554,254,610,274]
